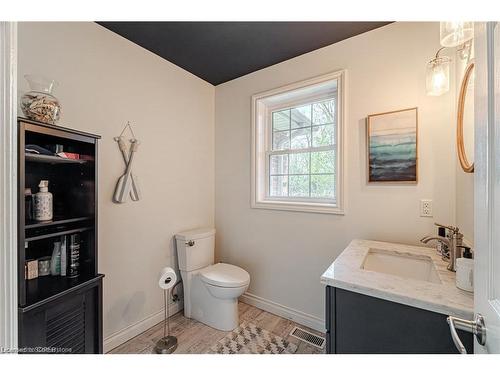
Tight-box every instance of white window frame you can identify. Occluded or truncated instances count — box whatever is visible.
[251,70,346,215]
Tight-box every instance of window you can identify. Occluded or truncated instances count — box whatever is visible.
[251,71,345,214]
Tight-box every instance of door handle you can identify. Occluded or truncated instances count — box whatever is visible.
[447,314,486,354]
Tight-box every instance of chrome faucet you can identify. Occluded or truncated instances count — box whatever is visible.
[420,223,463,272]
[421,235,451,258]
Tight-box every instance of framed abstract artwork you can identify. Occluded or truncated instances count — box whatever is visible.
[367,107,418,183]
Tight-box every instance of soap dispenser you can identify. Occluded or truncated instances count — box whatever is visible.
[456,246,474,292]
[33,180,53,222]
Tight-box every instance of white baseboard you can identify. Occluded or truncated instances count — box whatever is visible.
[103,300,182,353]
[240,292,325,333]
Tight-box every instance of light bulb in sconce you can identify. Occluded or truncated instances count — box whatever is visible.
[426,54,451,96]
[440,22,474,48]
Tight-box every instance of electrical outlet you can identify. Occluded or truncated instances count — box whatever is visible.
[420,199,433,217]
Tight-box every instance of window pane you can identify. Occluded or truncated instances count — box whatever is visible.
[269,154,288,175]
[273,110,290,131]
[273,130,290,150]
[291,105,312,129]
[289,152,310,174]
[311,174,335,199]
[312,99,335,125]
[270,175,288,196]
[312,124,335,147]
[289,175,309,197]
[291,127,311,149]
[311,150,335,174]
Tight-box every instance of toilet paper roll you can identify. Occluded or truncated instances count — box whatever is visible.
[158,267,177,290]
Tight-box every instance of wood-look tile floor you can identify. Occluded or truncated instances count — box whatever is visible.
[109,302,325,354]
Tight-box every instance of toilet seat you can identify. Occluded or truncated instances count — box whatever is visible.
[200,263,250,288]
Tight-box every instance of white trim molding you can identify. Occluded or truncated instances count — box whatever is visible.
[240,292,325,333]
[103,300,182,353]
[0,21,18,353]
[251,70,346,215]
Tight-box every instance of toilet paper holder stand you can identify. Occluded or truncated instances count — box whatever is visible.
[154,271,178,354]
[154,287,178,354]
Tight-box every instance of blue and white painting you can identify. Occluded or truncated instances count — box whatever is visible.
[368,108,418,182]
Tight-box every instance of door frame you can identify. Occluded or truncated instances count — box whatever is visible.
[474,21,500,354]
[0,21,18,352]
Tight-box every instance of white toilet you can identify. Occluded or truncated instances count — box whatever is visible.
[175,228,250,331]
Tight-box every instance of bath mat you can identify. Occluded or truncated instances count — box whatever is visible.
[207,322,297,354]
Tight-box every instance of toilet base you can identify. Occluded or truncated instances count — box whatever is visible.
[191,296,239,331]
[182,271,246,331]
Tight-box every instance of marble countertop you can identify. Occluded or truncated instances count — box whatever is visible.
[321,239,474,319]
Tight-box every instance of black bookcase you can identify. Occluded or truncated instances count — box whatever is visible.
[17,118,104,354]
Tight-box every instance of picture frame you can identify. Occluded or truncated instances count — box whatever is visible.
[367,107,418,183]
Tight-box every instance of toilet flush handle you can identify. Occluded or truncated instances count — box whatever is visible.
[186,240,195,247]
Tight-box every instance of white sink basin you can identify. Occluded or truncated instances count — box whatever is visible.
[361,248,441,284]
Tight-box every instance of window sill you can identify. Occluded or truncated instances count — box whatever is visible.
[251,199,345,215]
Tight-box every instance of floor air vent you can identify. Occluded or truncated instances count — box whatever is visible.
[289,326,325,349]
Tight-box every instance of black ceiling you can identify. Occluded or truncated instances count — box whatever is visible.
[98,22,390,85]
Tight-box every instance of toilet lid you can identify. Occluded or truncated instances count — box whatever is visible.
[200,263,250,288]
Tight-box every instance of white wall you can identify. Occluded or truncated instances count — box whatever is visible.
[18,22,215,344]
[214,22,457,324]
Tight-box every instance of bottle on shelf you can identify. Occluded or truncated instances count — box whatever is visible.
[60,235,67,277]
[50,241,61,276]
[68,233,80,278]
[33,180,53,222]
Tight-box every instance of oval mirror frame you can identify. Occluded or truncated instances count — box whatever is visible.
[457,62,474,173]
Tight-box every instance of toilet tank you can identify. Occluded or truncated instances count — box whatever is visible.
[175,228,216,271]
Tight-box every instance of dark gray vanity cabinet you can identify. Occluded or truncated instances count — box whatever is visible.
[325,286,473,354]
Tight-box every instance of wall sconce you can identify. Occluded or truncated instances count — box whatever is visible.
[440,22,474,48]
[426,22,474,96]
[426,48,451,96]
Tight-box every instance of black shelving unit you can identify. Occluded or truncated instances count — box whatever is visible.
[18,118,104,354]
